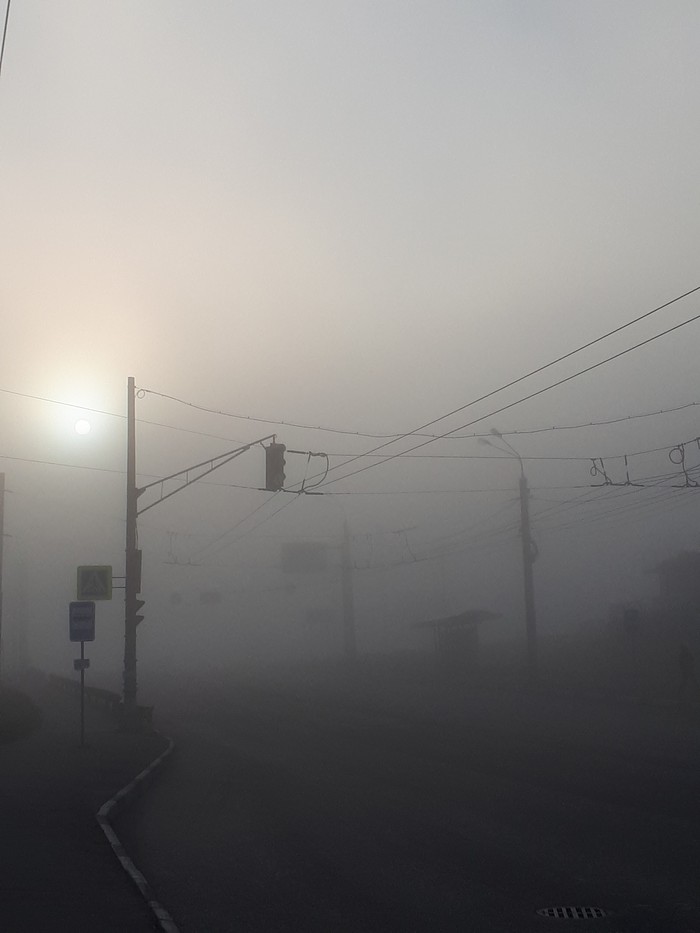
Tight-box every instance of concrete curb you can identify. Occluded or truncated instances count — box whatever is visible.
[96,733,180,933]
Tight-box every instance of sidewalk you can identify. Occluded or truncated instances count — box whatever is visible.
[0,672,170,932]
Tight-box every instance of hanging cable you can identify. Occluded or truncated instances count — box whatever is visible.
[0,0,11,80]
[317,307,700,490]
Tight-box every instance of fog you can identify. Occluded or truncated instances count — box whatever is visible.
[2,1,700,690]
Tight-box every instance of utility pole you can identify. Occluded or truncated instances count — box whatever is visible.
[341,521,357,663]
[481,430,538,680]
[0,472,5,682]
[123,377,141,725]
[518,471,538,680]
[122,376,278,726]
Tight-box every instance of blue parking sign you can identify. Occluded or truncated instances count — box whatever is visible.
[69,601,95,642]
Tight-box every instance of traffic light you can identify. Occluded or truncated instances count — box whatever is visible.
[134,598,145,627]
[265,442,286,491]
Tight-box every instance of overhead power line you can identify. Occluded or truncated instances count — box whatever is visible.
[0,388,123,414]
[0,387,252,445]
[189,494,280,560]
[0,0,11,80]
[2,381,699,452]
[138,384,700,444]
[196,494,299,562]
[539,485,693,536]
[310,283,700,484]
[490,400,700,438]
[323,435,699,463]
[0,453,128,476]
[318,305,700,490]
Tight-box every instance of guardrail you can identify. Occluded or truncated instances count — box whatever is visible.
[48,673,123,715]
[30,669,153,729]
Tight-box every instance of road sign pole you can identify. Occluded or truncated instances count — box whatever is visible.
[80,640,85,747]
[341,521,357,664]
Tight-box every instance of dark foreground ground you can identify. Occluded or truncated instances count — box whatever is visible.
[0,673,167,932]
[116,662,700,933]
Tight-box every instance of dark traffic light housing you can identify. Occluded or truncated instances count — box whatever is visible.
[134,598,145,627]
[265,442,286,491]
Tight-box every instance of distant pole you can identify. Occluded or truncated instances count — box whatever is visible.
[12,542,27,676]
[482,431,539,681]
[123,377,139,721]
[341,521,357,662]
[0,472,4,682]
[519,471,538,679]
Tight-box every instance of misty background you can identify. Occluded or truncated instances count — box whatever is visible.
[1,1,699,682]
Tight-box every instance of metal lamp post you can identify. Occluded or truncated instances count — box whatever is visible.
[481,429,538,680]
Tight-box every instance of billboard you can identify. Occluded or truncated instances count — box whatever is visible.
[280,542,328,573]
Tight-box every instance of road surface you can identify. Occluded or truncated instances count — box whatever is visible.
[116,666,700,932]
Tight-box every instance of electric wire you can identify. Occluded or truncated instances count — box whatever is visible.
[308,285,700,484]
[0,386,250,445]
[322,484,594,495]
[318,307,700,490]
[476,400,700,438]
[537,487,656,530]
[369,517,524,569]
[133,394,700,444]
[529,486,607,522]
[198,494,300,562]
[389,464,700,566]
[189,493,280,560]
[1,448,693,501]
[142,286,700,451]
[539,485,692,536]
[530,464,700,527]
[419,482,691,564]
[422,499,519,548]
[0,453,129,477]
[534,465,700,531]
[0,454,581,495]
[2,383,699,450]
[322,437,697,463]
[0,0,10,80]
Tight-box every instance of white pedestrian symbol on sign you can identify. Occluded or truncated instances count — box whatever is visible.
[83,572,106,595]
[76,566,113,601]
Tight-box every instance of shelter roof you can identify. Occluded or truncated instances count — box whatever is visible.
[414,609,501,631]
[651,551,700,574]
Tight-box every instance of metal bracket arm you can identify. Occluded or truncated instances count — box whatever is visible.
[137,434,276,516]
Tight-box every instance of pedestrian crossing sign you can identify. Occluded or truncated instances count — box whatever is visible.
[77,566,113,601]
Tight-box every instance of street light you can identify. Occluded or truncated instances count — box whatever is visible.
[480,429,538,680]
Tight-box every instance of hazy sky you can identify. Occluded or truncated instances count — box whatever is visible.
[2,2,700,671]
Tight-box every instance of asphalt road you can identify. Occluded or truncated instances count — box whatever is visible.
[116,667,700,932]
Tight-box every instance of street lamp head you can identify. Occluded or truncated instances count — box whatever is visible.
[483,429,525,474]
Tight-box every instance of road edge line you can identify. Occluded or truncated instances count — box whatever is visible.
[96,732,180,933]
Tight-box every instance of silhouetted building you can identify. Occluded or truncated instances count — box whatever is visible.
[607,601,645,638]
[415,609,500,677]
